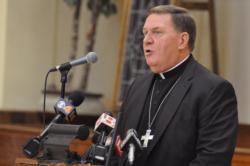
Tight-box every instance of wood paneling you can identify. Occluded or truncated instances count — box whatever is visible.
[0,124,91,166]
[237,125,250,148]
[232,125,250,166]
[1,111,250,165]
[233,152,250,166]
[0,125,40,166]
[0,110,99,128]
[15,157,93,166]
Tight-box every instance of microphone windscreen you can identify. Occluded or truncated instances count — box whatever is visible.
[68,90,85,107]
[86,52,98,63]
[77,125,90,140]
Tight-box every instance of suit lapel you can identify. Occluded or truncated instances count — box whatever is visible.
[124,73,155,131]
[146,57,196,155]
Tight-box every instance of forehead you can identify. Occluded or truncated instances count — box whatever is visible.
[143,13,173,30]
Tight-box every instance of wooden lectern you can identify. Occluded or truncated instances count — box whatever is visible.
[15,158,98,166]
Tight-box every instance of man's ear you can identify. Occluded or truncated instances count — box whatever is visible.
[178,32,189,50]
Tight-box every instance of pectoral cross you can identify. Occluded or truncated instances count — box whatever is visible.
[141,129,154,148]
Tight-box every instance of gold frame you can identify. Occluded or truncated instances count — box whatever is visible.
[111,0,132,112]
[171,0,219,73]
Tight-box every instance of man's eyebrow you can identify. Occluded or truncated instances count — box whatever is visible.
[143,27,163,32]
[152,27,163,31]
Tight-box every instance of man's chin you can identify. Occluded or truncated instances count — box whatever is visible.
[148,66,161,74]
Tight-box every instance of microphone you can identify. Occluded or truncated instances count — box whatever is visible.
[114,135,123,156]
[81,112,116,164]
[68,90,85,107]
[120,129,142,166]
[93,112,116,148]
[23,91,84,158]
[49,52,98,72]
[54,91,84,122]
[41,91,84,137]
[94,112,116,135]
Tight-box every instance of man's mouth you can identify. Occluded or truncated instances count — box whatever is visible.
[145,49,152,56]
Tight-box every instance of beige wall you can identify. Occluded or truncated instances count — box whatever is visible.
[0,0,121,111]
[190,0,250,124]
[52,0,121,110]
[190,1,230,75]
[223,0,250,124]
[1,0,57,110]
[0,0,7,106]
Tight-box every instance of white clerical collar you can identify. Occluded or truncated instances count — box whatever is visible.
[159,54,190,80]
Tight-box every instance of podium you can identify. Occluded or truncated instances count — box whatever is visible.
[15,158,97,166]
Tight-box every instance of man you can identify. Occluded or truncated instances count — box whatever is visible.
[115,5,238,166]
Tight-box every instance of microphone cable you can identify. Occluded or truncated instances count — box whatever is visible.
[43,70,52,129]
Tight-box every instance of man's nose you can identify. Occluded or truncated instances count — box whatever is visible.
[143,33,153,44]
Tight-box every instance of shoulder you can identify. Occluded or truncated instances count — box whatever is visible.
[192,60,234,91]
[124,73,153,92]
[189,60,237,110]
[120,72,152,101]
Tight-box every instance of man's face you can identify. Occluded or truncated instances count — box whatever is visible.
[143,13,183,73]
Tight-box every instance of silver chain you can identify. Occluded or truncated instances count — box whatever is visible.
[148,77,181,129]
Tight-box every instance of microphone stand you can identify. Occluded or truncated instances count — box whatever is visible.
[59,69,70,99]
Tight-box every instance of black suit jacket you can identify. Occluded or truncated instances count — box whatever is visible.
[116,57,238,166]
